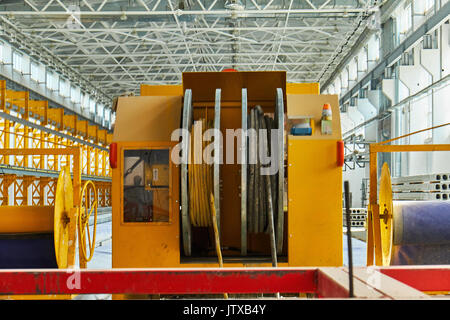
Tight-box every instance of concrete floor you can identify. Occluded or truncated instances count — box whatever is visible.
[343,234,367,267]
[86,221,112,269]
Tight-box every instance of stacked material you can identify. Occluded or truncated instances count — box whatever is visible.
[342,208,367,228]
[364,174,450,201]
[392,174,450,201]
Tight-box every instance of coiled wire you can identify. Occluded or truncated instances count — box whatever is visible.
[188,118,214,227]
[247,106,278,234]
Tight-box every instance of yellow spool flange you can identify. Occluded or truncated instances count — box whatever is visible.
[379,162,394,266]
[54,166,74,269]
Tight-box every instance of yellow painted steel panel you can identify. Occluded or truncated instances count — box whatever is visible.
[112,96,182,143]
[287,138,343,267]
[0,206,53,233]
[112,142,180,268]
[140,84,183,96]
[286,83,320,95]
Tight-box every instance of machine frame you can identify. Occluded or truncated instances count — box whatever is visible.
[112,73,344,273]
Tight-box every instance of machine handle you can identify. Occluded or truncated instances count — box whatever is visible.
[337,140,345,167]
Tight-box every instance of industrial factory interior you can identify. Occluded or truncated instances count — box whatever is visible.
[0,0,449,307]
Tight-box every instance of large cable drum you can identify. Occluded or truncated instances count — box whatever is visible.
[244,88,284,255]
[181,89,221,256]
[0,166,74,269]
[379,163,450,266]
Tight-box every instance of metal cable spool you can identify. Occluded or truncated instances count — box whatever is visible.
[181,87,284,257]
[378,163,450,266]
[181,89,221,256]
[247,106,275,234]
[0,166,75,269]
[244,88,284,256]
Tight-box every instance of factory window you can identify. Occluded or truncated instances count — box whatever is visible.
[359,47,368,73]
[334,77,341,95]
[104,108,110,127]
[105,108,110,122]
[89,98,96,114]
[123,149,170,223]
[396,3,412,42]
[423,0,435,14]
[46,71,59,91]
[97,103,104,117]
[30,62,39,82]
[71,85,81,103]
[81,92,89,110]
[12,51,23,73]
[60,79,70,97]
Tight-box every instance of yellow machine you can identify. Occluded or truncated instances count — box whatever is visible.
[0,147,98,299]
[111,72,343,285]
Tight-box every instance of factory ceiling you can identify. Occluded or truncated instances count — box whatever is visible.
[0,0,383,98]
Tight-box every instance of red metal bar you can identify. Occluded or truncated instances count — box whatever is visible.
[0,268,317,295]
[1,267,449,297]
[378,266,450,293]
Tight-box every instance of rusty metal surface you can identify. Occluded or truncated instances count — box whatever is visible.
[0,266,448,298]
[0,268,316,295]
